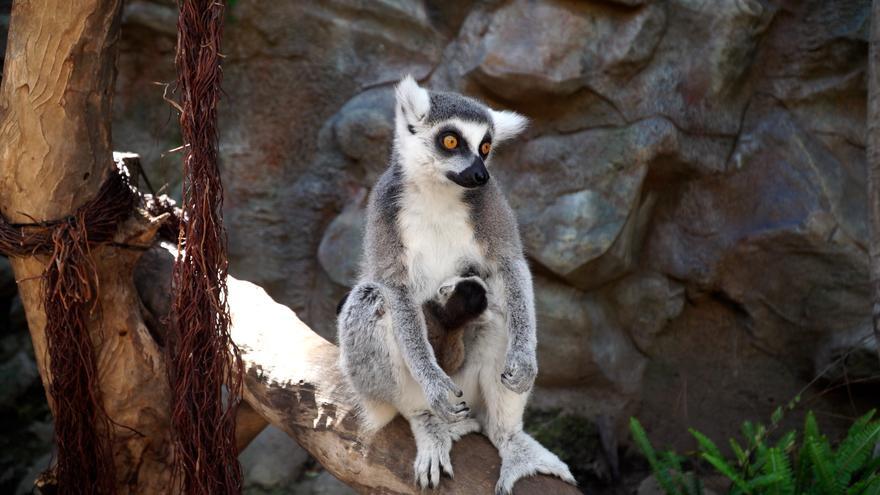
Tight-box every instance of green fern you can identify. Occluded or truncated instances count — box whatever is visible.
[762,446,795,495]
[836,411,880,486]
[631,409,880,495]
[630,417,681,495]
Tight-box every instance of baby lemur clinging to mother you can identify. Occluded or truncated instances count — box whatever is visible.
[337,271,486,374]
[336,76,575,494]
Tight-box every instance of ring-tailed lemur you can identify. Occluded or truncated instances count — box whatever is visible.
[337,76,575,494]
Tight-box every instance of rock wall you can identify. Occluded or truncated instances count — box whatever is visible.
[114,0,877,446]
[1,0,877,492]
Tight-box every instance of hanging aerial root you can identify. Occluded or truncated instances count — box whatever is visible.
[168,0,244,494]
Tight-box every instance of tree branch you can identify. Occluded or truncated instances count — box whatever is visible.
[137,245,582,495]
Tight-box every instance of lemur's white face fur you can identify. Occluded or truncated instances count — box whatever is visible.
[393,75,528,189]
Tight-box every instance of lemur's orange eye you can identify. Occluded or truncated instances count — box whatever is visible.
[480,142,492,155]
[443,135,458,149]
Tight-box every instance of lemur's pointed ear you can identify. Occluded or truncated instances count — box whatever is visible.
[395,75,430,126]
[490,109,529,142]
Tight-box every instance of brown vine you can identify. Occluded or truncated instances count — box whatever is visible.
[167,0,244,494]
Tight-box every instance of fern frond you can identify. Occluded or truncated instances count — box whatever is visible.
[807,436,842,495]
[777,430,797,453]
[772,406,784,426]
[762,446,795,495]
[835,411,880,485]
[731,437,749,467]
[847,473,879,495]
[702,451,751,494]
[691,429,723,460]
[631,417,680,495]
[748,473,785,491]
[795,432,815,494]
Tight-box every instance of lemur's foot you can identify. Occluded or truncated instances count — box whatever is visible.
[411,412,481,489]
[495,432,576,495]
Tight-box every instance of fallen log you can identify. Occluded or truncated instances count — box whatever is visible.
[136,245,582,495]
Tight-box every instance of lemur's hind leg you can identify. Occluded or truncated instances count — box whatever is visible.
[408,411,481,489]
[477,338,575,494]
[337,282,399,432]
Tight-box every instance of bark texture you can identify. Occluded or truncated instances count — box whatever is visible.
[0,1,174,492]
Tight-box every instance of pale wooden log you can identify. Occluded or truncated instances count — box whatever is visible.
[137,245,582,495]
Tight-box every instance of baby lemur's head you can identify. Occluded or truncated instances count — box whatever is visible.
[392,75,528,189]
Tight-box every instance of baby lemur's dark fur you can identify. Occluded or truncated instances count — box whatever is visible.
[337,277,487,374]
[422,277,487,373]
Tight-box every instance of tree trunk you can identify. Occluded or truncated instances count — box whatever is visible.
[0,1,175,493]
[870,0,880,357]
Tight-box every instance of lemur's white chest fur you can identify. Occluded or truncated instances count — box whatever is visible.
[398,182,483,302]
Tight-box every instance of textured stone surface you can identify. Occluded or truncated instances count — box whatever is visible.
[447,0,666,100]
[240,426,310,491]
[609,271,685,353]
[534,276,645,399]
[506,118,676,289]
[106,0,877,444]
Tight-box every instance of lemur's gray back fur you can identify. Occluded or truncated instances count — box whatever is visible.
[360,160,405,285]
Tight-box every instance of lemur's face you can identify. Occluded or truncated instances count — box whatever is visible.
[393,76,528,189]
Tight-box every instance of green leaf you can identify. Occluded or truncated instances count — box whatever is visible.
[762,446,795,495]
[748,473,785,490]
[805,412,821,443]
[794,435,814,494]
[835,411,880,485]
[631,417,681,495]
[846,473,879,495]
[701,452,751,494]
[776,430,797,453]
[772,406,784,426]
[731,438,749,466]
[691,428,724,460]
[807,436,841,495]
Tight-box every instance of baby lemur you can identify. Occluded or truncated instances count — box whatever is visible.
[338,271,487,374]
[336,76,575,494]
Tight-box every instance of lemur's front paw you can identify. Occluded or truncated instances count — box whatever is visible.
[426,375,469,422]
[500,350,537,394]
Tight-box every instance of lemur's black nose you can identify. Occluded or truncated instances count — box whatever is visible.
[464,157,490,186]
[445,157,490,188]
[472,168,489,186]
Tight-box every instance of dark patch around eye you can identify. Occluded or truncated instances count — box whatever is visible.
[408,125,415,135]
[435,128,468,155]
[479,132,492,157]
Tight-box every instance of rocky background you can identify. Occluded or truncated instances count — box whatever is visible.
[1,0,879,493]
